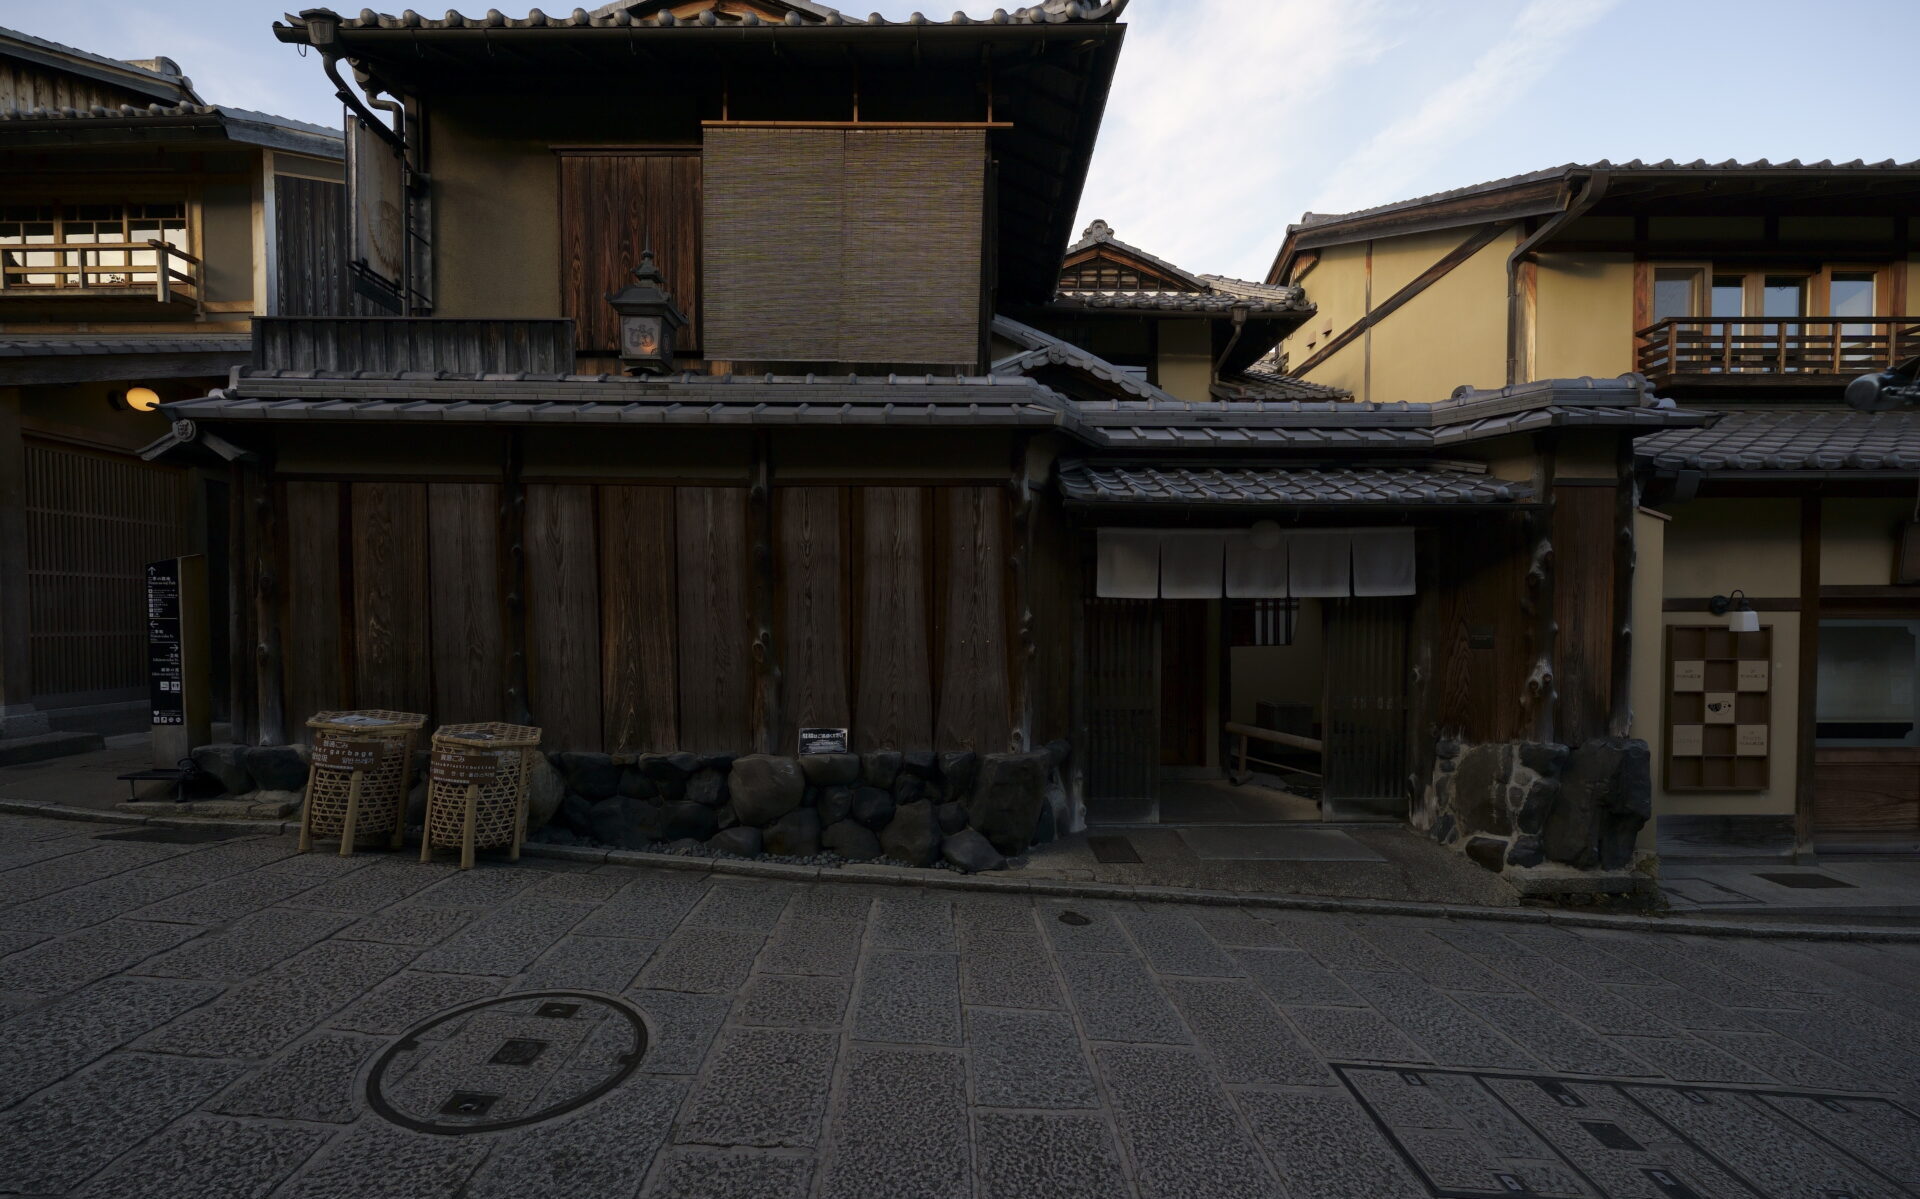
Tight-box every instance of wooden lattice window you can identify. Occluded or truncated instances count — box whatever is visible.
[1229,599,1297,647]
[0,202,188,290]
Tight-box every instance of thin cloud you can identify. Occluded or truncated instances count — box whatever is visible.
[1308,0,1618,217]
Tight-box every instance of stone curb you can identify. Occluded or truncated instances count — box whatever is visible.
[6,796,1916,944]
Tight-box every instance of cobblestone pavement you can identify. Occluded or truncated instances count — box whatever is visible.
[2,812,1918,1199]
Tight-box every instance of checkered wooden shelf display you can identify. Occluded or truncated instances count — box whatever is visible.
[1664,625,1772,791]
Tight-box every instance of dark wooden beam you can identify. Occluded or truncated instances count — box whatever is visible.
[499,431,532,727]
[1008,436,1036,752]
[1525,436,1558,745]
[1292,222,1514,379]
[1795,495,1821,861]
[749,431,781,756]
[250,454,285,745]
[1608,438,1637,738]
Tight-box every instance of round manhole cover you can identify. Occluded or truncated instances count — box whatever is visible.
[365,991,647,1135]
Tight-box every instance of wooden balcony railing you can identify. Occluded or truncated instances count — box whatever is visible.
[1636,316,1920,386]
[0,238,202,311]
[253,316,577,374]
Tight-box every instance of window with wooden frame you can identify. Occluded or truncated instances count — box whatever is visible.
[556,150,702,355]
[1228,598,1297,647]
[0,201,188,291]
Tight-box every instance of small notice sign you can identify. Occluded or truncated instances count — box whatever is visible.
[1703,692,1737,724]
[433,748,504,788]
[1737,660,1771,691]
[1736,725,1769,756]
[146,559,183,726]
[798,727,849,755]
[1672,660,1706,691]
[1670,724,1704,757]
[313,735,391,772]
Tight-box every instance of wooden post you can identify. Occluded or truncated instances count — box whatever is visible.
[1524,438,1559,745]
[249,457,286,746]
[1608,437,1639,738]
[227,462,259,745]
[748,432,781,756]
[1007,436,1037,753]
[1795,495,1821,861]
[499,432,532,727]
[0,389,41,738]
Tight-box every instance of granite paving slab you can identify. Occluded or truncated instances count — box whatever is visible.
[1098,1045,1281,1199]
[818,1047,969,1199]
[869,894,956,949]
[139,906,352,980]
[686,879,798,930]
[1337,970,1536,1069]
[71,1113,331,1199]
[623,989,731,1076]
[759,917,864,976]
[958,926,1064,1010]
[1055,949,1189,1044]
[409,898,591,976]
[207,1030,378,1123]
[335,905,478,947]
[736,974,850,1028]
[514,933,659,992]
[1232,947,1362,1007]
[1165,977,1330,1084]
[137,940,417,1059]
[1037,899,1136,953]
[273,1121,491,1199]
[3,872,203,933]
[643,1148,814,1199]
[967,1008,1100,1108]
[851,950,961,1045]
[634,925,766,994]
[283,859,459,914]
[462,1073,685,1199]
[326,969,506,1036]
[1236,1087,1428,1199]
[0,917,200,996]
[676,1026,837,1148]
[973,1112,1130,1199]
[1120,908,1241,977]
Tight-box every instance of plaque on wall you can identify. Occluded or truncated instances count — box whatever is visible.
[798,728,849,755]
[1703,692,1737,724]
[1736,725,1769,756]
[1671,724,1704,757]
[1672,660,1706,691]
[1737,660,1770,691]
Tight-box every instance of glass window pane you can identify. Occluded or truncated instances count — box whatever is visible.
[1831,273,1874,318]
[1653,270,1697,320]
[1711,277,1745,317]
[1762,276,1806,318]
[1817,620,1920,744]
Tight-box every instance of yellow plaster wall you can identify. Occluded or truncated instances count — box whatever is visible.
[1281,242,1368,399]
[429,101,561,318]
[1661,498,1801,599]
[1229,599,1326,726]
[1822,498,1907,586]
[1533,252,1634,380]
[1364,227,1514,404]
[1155,320,1213,403]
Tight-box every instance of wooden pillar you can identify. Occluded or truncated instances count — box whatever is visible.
[0,389,42,736]
[1007,436,1037,753]
[1524,436,1558,745]
[1608,437,1639,738]
[749,432,781,756]
[228,460,259,745]
[1794,494,1821,861]
[499,431,533,728]
[248,455,286,746]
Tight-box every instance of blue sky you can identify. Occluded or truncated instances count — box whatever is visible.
[5,0,1913,280]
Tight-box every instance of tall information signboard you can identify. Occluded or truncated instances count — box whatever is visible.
[147,555,210,768]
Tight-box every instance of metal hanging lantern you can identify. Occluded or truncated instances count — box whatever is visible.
[606,249,687,375]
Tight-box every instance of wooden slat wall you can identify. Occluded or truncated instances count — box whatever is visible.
[1027,489,1077,745]
[252,318,575,374]
[853,486,933,749]
[558,153,702,354]
[281,481,345,730]
[525,484,601,750]
[1428,517,1532,744]
[348,482,431,716]
[1323,596,1411,817]
[1084,598,1157,815]
[1813,748,1920,844]
[933,486,1011,752]
[675,487,751,751]
[0,62,151,112]
[272,175,349,317]
[1553,485,1619,745]
[600,485,678,752]
[427,483,502,726]
[776,486,850,753]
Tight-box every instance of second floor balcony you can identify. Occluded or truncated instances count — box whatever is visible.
[1636,316,1920,391]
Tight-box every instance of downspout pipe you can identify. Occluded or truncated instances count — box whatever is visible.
[1505,171,1610,386]
[1213,303,1250,378]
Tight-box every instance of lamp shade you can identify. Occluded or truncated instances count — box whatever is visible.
[1727,609,1761,633]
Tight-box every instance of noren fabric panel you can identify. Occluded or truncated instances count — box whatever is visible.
[703,126,982,366]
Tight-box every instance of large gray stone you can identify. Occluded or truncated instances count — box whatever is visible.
[616,765,656,799]
[191,743,253,795]
[242,744,308,793]
[900,749,938,778]
[1506,833,1545,868]
[1546,735,1652,868]
[851,785,895,830]
[1517,741,1569,777]
[764,808,822,857]
[663,799,719,842]
[709,826,763,857]
[1515,777,1559,834]
[557,751,621,799]
[893,772,928,805]
[1448,743,1511,837]
[590,796,665,849]
[861,750,902,789]
[555,792,594,838]
[799,752,860,787]
[636,751,698,782]
[938,750,979,799]
[817,785,853,827]
[685,766,730,808]
[1464,835,1508,872]
[524,753,565,830]
[879,800,942,867]
[730,755,804,826]
[966,751,1050,856]
[941,827,1004,873]
[1599,737,1653,869]
[936,800,968,834]
[821,820,881,861]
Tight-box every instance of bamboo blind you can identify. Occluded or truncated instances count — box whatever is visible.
[703,126,983,367]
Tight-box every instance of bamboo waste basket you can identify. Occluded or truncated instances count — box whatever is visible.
[299,709,426,856]
[422,722,543,870]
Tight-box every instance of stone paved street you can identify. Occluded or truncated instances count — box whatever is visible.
[2,812,1918,1199]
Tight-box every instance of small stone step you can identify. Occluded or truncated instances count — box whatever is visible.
[0,730,104,767]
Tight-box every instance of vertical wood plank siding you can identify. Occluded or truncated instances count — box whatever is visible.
[524,484,602,750]
[1323,597,1411,816]
[348,482,431,717]
[281,481,345,730]
[600,485,678,751]
[558,153,702,354]
[1552,484,1619,745]
[1428,517,1532,743]
[934,486,1011,751]
[675,487,752,751]
[427,483,503,725]
[776,486,850,753]
[252,317,575,374]
[853,486,934,749]
[272,175,349,317]
[1084,598,1156,808]
[21,440,189,702]
[703,128,983,366]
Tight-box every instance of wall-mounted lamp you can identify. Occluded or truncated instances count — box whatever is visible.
[1708,590,1760,633]
[114,386,162,413]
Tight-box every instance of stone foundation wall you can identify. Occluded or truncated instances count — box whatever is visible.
[534,743,1076,873]
[1423,735,1651,874]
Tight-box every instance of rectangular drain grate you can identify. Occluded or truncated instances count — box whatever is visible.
[1087,834,1142,864]
[1754,871,1855,889]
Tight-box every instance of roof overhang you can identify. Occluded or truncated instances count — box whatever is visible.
[0,106,343,158]
[1058,459,1534,509]
[0,26,198,106]
[0,335,252,387]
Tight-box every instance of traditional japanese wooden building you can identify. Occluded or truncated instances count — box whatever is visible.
[0,26,342,747]
[150,0,1704,872]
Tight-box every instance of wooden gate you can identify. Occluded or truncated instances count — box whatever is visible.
[1322,596,1411,820]
[1084,598,1157,822]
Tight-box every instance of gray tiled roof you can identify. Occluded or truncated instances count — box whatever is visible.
[0,24,199,104]
[0,334,252,357]
[0,102,340,147]
[1058,461,1531,506]
[1636,407,1920,474]
[1057,220,1310,315]
[285,2,1123,31]
[1212,369,1351,403]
